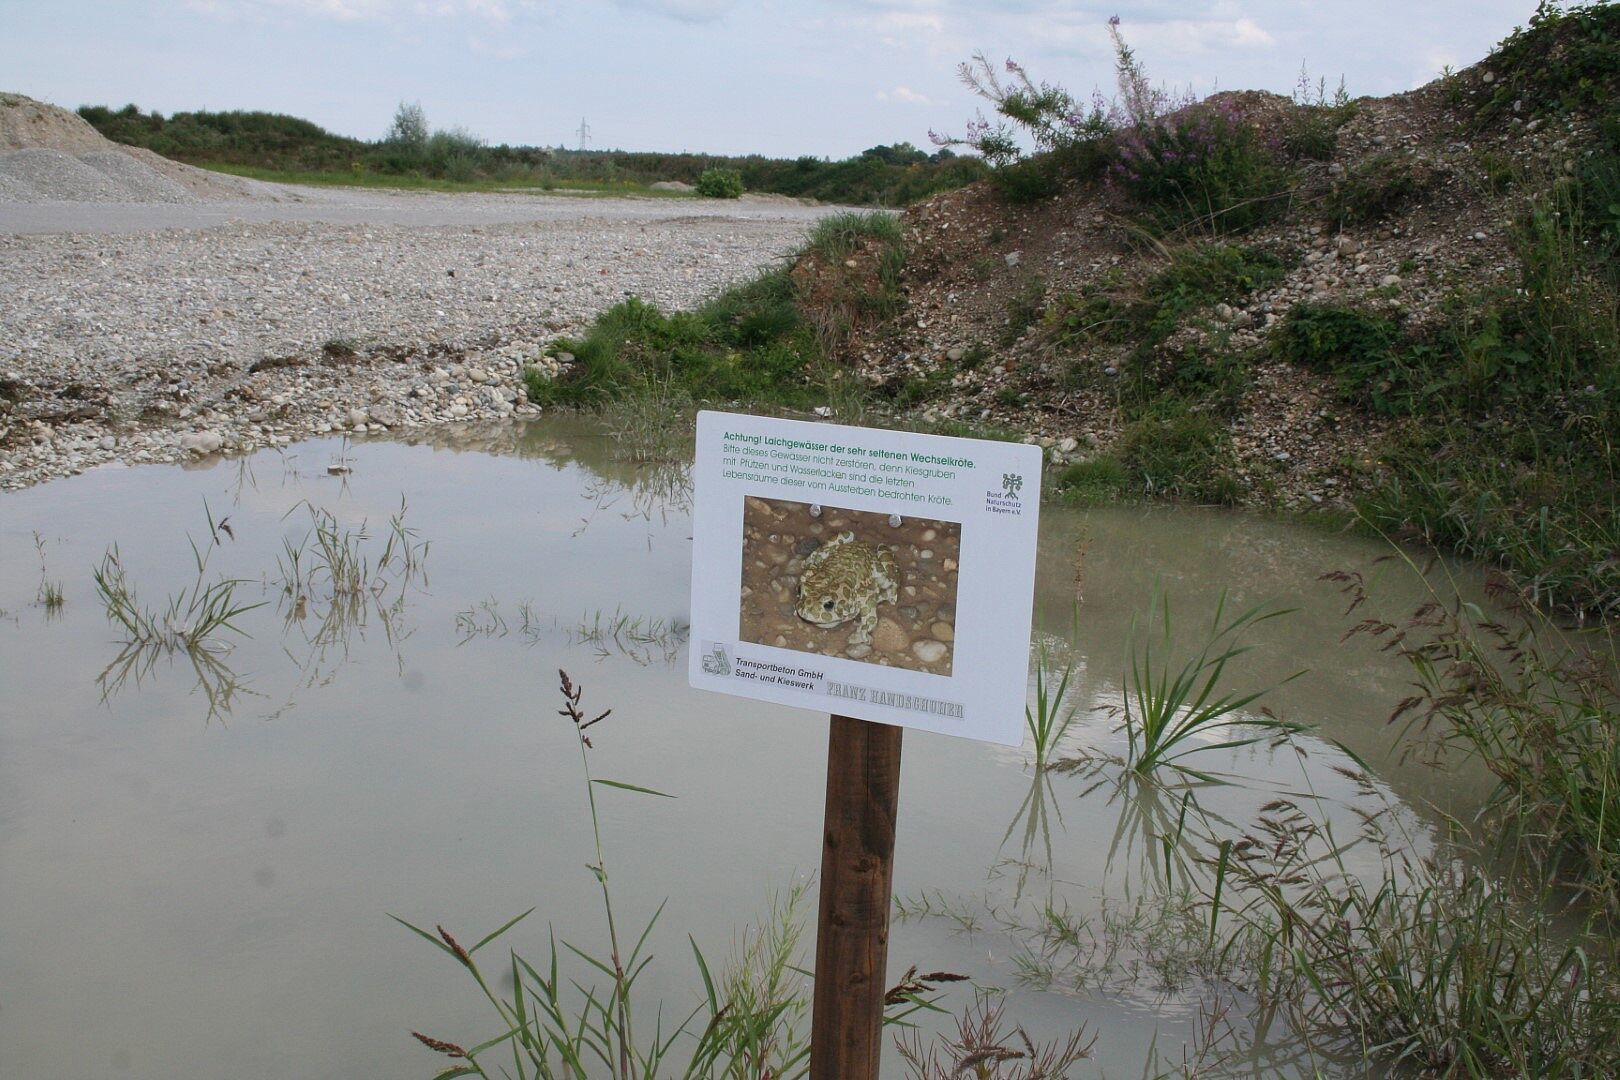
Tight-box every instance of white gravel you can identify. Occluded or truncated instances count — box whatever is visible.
[0,188,847,490]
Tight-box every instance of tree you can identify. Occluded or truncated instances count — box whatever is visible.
[386,101,428,148]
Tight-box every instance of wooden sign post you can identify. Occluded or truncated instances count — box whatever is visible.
[687,411,1043,1077]
[809,715,903,1080]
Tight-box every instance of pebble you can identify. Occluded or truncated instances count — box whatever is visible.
[912,640,948,664]
[1,196,842,491]
[872,617,910,653]
[930,621,954,642]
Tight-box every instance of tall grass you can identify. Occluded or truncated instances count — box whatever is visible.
[1328,564,1620,911]
[525,212,903,412]
[92,501,261,653]
[33,531,63,613]
[1206,792,1620,1077]
[399,671,973,1078]
[1025,636,1079,769]
[1116,590,1304,780]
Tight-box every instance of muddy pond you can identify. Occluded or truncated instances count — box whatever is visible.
[0,417,1495,1078]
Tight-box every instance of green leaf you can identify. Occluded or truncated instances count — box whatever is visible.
[473,907,536,954]
[389,912,458,960]
[591,778,675,798]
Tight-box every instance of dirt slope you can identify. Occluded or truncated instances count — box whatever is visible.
[853,69,1596,509]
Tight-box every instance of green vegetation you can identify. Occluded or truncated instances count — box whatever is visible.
[1109,99,1297,235]
[939,18,1351,232]
[1053,409,1247,507]
[32,531,63,613]
[1114,591,1303,781]
[76,102,985,207]
[1025,635,1080,769]
[92,503,261,653]
[1270,132,1620,616]
[1332,568,1620,908]
[1044,244,1284,507]
[526,211,902,411]
[694,167,743,199]
[399,671,962,1079]
[1213,819,1620,1076]
[1475,0,1620,125]
[1055,244,1286,350]
[1025,585,1620,1078]
[1326,151,1443,225]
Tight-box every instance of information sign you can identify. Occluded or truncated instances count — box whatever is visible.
[688,410,1042,745]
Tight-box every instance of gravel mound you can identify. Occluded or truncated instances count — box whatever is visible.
[80,150,195,202]
[0,147,136,202]
[0,91,107,152]
[0,92,267,204]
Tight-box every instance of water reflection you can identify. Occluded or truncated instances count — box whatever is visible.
[96,639,259,726]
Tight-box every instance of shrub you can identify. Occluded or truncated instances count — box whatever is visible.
[695,167,744,198]
[1114,408,1244,503]
[1053,245,1279,411]
[1477,0,1620,124]
[1327,151,1443,225]
[1283,70,1357,161]
[1270,303,1416,412]
[1053,456,1131,504]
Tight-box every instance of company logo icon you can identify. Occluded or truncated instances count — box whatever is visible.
[701,642,732,676]
[1001,472,1023,499]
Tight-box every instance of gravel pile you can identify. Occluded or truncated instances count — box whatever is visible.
[0,92,270,205]
[0,199,835,489]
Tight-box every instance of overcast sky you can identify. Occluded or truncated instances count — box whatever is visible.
[2,1,1538,158]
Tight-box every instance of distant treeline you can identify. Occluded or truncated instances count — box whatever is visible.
[76,103,986,205]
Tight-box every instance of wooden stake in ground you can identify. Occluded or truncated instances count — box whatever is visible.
[810,713,903,1080]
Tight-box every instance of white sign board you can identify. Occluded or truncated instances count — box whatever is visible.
[688,410,1042,745]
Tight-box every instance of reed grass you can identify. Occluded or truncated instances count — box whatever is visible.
[33,531,63,613]
[569,607,690,665]
[894,989,1095,1079]
[277,498,429,608]
[1025,636,1079,769]
[1114,589,1305,781]
[400,672,968,1078]
[92,501,261,652]
[1327,562,1620,914]
[1206,791,1620,1077]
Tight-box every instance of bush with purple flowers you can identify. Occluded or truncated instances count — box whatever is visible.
[1108,97,1292,233]
[937,16,1298,230]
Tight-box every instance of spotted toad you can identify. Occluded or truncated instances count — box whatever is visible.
[795,531,900,646]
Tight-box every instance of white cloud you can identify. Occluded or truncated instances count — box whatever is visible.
[870,11,944,34]
[876,85,934,104]
[266,0,390,18]
[186,0,521,20]
[612,0,733,22]
[469,33,528,58]
[419,0,515,19]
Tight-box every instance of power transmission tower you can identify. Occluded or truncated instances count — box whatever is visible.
[575,117,591,151]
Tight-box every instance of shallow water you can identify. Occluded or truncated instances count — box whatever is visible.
[0,418,1492,1078]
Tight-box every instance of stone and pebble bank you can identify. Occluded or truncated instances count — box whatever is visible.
[1,206,826,490]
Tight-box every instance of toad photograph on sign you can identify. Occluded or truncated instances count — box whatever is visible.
[739,497,961,676]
